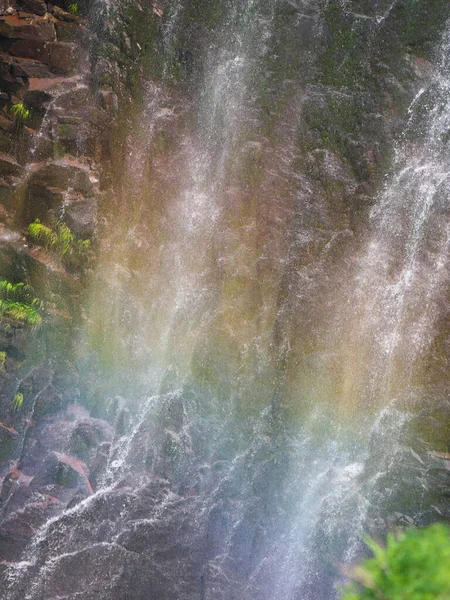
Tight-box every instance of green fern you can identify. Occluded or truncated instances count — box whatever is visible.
[0,280,36,304]
[28,220,58,250]
[11,392,24,411]
[341,524,450,599]
[57,222,75,256]
[28,219,91,270]
[67,2,79,14]
[0,299,42,325]
[10,102,31,122]
[0,280,43,326]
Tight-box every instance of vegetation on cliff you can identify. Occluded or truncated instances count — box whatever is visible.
[0,281,43,326]
[28,219,91,272]
[342,525,450,599]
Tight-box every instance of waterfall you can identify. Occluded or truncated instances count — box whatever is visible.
[3,2,450,599]
[331,26,450,413]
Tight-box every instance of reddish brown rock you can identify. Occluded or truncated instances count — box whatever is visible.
[55,20,85,43]
[0,422,18,437]
[9,38,50,63]
[52,5,82,23]
[0,153,23,179]
[31,451,93,495]
[0,15,56,41]
[48,41,80,74]
[9,55,53,78]
[15,0,47,16]
[28,159,93,194]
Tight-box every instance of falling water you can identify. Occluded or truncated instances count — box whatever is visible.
[4,2,450,599]
[332,27,450,413]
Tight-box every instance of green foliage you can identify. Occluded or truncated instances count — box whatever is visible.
[11,392,24,411]
[28,219,91,271]
[10,102,31,122]
[341,524,450,600]
[0,351,6,370]
[0,280,42,326]
[67,2,79,14]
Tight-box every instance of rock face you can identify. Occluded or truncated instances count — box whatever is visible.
[0,0,117,456]
[0,1,449,599]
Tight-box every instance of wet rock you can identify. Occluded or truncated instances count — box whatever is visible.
[20,414,75,473]
[37,543,170,600]
[55,20,84,43]
[0,499,63,561]
[8,55,53,78]
[0,15,56,41]
[0,223,23,247]
[89,442,110,490]
[26,184,65,220]
[53,118,85,156]
[0,511,36,560]
[23,87,52,110]
[98,89,118,114]
[0,153,23,180]
[9,38,50,63]
[0,91,9,108]
[33,383,63,417]
[52,5,82,23]
[15,0,47,16]
[0,479,33,518]
[66,418,113,460]
[306,149,357,200]
[65,199,98,236]
[28,159,93,195]
[93,57,121,89]
[0,422,19,440]
[114,406,130,437]
[30,451,93,495]
[48,41,80,74]
[53,85,93,113]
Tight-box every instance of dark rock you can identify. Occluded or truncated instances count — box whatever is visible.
[28,159,93,195]
[0,153,23,180]
[36,543,170,599]
[20,414,75,473]
[0,91,9,109]
[30,451,93,494]
[0,480,33,518]
[0,68,27,94]
[89,442,110,490]
[33,383,63,417]
[93,57,120,89]
[0,223,23,247]
[0,181,22,209]
[52,5,81,23]
[0,421,19,439]
[9,55,53,78]
[65,199,97,237]
[0,15,56,41]
[0,511,36,560]
[0,500,63,560]
[98,89,118,114]
[66,418,112,459]
[53,120,82,156]
[15,0,47,16]
[55,20,85,43]
[26,184,65,221]
[306,149,357,200]
[48,41,80,74]
[52,85,94,113]
[9,38,50,63]
[24,87,51,108]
